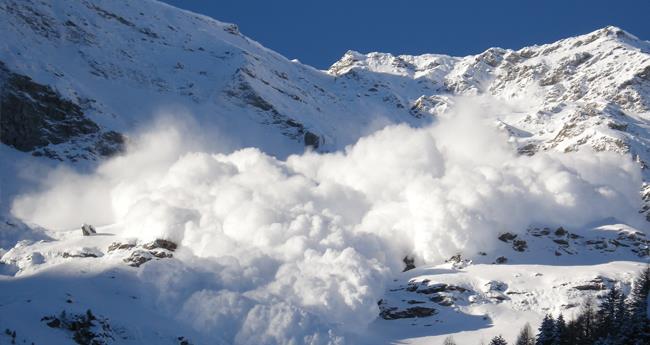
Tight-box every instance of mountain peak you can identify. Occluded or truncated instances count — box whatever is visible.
[1,1,649,345]
[566,25,649,51]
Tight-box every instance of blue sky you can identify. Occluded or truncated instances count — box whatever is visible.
[161,0,650,69]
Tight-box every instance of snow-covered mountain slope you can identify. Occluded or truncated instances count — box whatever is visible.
[1,0,650,344]
[0,0,433,162]
[4,2,648,165]
[0,221,647,345]
[329,26,650,175]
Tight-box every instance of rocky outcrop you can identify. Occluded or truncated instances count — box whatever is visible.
[109,239,176,267]
[0,62,124,160]
[224,68,324,149]
[42,309,114,345]
[378,298,437,320]
[81,224,96,236]
[142,239,177,252]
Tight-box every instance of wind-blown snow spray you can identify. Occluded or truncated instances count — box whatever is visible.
[11,97,645,344]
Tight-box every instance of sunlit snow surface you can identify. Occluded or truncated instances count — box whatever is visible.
[3,108,648,344]
[0,0,649,344]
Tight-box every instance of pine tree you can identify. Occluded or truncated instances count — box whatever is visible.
[624,266,650,345]
[553,314,567,345]
[597,286,622,340]
[515,323,535,345]
[489,335,508,345]
[564,318,580,345]
[574,297,598,345]
[536,314,555,345]
[613,291,628,345]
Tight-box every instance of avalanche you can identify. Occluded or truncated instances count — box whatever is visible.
[0,0,649,344]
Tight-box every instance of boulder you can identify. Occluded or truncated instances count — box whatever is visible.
[81,224,96,236]
[402,255,416,271]
[143,239,177,251]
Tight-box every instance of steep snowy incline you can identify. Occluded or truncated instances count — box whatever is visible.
[2,1,650,175]
[328,26,650,177]
[1,1,650,345]
[0,0,433,162]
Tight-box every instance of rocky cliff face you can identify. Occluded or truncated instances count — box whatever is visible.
[0,1,649,345]
[0,61,123,161]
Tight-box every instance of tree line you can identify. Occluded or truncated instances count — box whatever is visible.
[442,266,649,345]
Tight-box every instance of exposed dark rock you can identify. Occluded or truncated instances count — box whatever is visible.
[5,1,59,39]
[444,253,472,269]
[223,23,239,35]
[225,72,313,144]
[0,62,96,151]
[446,254,462,263]
[498,232,517,242]
[573,277,608,291]
[429,294,454,306]
[495,256,508,264]
[485,280,508,292]
[379,306,437,320]
[107,242,136,252]
[410,281,468,295]
[530,227,551,237]
[122,241,175,267]
[416,283,449,294]
[226,75,274,111]
[554,227,568,236]
[562,303,578,309]
[150,250,173,259]
[304,131,320,148]
[402,255,416,272]
[143,239,177,251]
[46,318,61,328]
[607,121,628,131]
[178,336,194,345]
[512,239,528,252]
[0,61,124,159]
[94,131,125,156]
[123,251,152,267]
[41,309,113,345]
[81,224,96,236]
[517,143,538,156]
[573,283,606,291]
[406,300,426,304]
[62,252,98,259]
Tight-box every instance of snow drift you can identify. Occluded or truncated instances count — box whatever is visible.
[10,97,645,343]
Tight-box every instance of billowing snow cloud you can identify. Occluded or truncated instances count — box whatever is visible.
[11,97,645,344]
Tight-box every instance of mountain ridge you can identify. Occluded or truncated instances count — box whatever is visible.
[0,1,649,345]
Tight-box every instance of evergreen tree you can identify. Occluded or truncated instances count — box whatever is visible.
[597,286,622,340]
[564,318,580,345]
[515,323,535,345]
[624,266,650,345]
[575,297,599,345]
[536,314,555,345]
[613,291,628,345]
[489,335,508,345]
[553,314,567,345]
